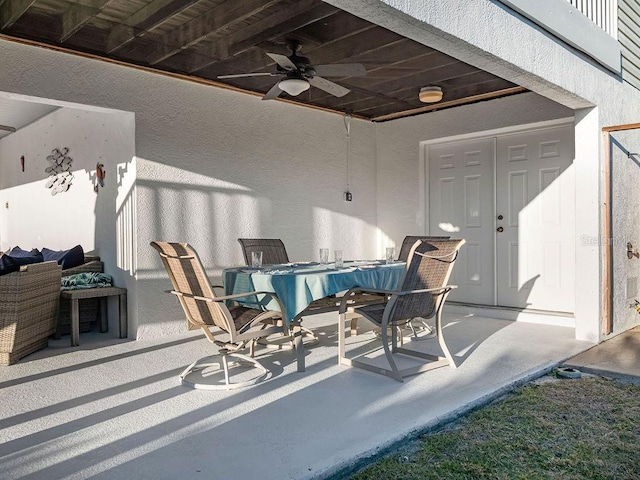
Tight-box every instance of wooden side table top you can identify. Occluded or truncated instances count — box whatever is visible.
[61,287,127,300]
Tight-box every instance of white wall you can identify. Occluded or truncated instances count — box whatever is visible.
[0,106,134,253]
[0,104,135,334]
[374,92,574,249]
[0,39,378,338]
[331,0,640,341]
[134,98,378,337]
[611,129,640,333]
[3,0,640,341]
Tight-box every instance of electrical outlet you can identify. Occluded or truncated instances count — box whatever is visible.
[344,191,352,202]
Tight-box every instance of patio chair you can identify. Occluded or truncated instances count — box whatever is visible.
[338,238,465,382]
[151,241,288,390]
[237,238,289,265]
[349,235,451,340]
[397,235,450,262]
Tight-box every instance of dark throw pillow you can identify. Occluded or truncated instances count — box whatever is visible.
[0,254,19,276]
[8,246,40,258]
[0,251,44,276]
[41,245,85,270]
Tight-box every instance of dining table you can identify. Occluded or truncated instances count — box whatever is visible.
[223,260,406,372]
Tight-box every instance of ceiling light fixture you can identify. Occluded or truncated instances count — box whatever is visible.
[419,86,443,103]
[278,78,310,96]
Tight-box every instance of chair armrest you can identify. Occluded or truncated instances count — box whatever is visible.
[338,285,458,313]
[339,287,396,312]
[392,285,458,296]
[166,289,281,304]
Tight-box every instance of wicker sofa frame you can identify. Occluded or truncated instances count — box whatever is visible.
[0,261,63,365]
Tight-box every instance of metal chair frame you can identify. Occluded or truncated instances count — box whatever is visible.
[152,241,289,390]
[338,239,465,382]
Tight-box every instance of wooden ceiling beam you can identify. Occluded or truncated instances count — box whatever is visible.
[214,0,335,61]
[0,0,35,30]
[195,9,380,78]
[59,0,111,43]
[106,0,199,54]
[145,0,281,66]
[187,3,338,73]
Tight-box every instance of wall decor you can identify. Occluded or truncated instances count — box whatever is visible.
[44,147,73,195]
[94,162,105,193]
[20,155,24,172]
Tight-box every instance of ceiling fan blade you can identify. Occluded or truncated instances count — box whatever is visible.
[309,76,350,97]
[0,124,16,133]
[262,82,282,100]
[218,72,277,79]
[266,53,296,71]
[313,63,367,77]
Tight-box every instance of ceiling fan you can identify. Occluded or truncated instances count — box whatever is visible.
[218,40,366,100]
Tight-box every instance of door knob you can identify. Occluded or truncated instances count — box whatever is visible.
[497,227,504,233]
[497,215,504,220]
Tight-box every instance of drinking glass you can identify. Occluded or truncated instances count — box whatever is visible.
[385,247,395,264]
[319,248,329,264]
[334,249,343,268]
[251,251,263,268]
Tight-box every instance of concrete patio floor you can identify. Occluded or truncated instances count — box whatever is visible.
[1,312,594,480]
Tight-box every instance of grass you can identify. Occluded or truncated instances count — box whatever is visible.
[350,375,640,480]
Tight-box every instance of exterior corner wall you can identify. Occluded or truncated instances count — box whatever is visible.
[574,107,602,343]
[610,127,640,336]
[332,0,640,341]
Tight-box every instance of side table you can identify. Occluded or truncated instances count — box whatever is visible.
[60,287,127,346]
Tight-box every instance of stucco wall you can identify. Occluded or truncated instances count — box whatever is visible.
[3,0,640,341]
[611,129,640,333]
[0,38,378,338]
[134,97,378,337]
[0,106,134,252]
[0,105,135,334]
[374,92,574,250]
[329,0,640,342]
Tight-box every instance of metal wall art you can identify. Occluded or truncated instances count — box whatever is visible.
[94,162,105,193]
[45,147,73,195]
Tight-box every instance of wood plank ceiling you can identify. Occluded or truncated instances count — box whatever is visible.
[0,0,526,121]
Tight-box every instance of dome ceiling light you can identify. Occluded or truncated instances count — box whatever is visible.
[419,86,443,103]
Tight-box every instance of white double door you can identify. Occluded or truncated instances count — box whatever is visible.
[428,124,575,313]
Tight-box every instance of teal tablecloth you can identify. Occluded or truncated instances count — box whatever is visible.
[223,261,405,324]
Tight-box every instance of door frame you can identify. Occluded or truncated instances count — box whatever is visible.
[421,117,575,310]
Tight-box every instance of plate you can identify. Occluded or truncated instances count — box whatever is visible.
[241,267,261,273]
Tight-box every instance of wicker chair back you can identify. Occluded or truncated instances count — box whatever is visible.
[151,242,235,334]
[391,239,464,323]
[237,238,289,266]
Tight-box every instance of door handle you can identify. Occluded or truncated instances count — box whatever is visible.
[497,227,504,233]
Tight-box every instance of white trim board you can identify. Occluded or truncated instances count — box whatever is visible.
[446,302,575,328]
[420,117,575,148]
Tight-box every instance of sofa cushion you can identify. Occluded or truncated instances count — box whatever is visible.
[9,246,41,257]
[41,245,85,270]
[0,251,45,276]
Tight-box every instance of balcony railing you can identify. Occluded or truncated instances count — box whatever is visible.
[568,0,618,38]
